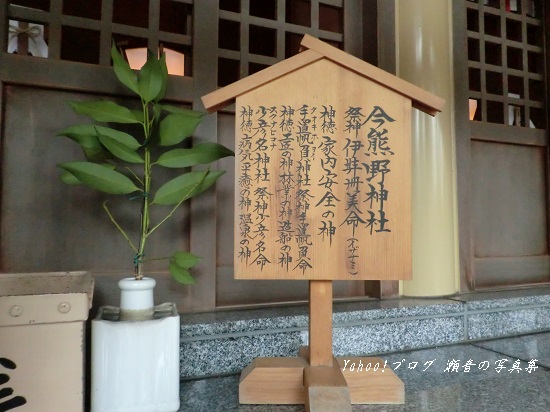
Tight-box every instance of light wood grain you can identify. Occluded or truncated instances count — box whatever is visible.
[239,357,307,404]
[239,353,405,406]
[234,58,412,280]
[304,361,352,412]
[337,357,405,404]
[309,280,333,366]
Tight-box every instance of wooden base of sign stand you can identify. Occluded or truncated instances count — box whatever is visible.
[239,281,405,411]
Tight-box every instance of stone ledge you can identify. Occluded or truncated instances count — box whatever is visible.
[180,286,550,379]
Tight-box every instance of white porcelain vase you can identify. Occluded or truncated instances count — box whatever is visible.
[91,277,180,412]
[119,277,156,321]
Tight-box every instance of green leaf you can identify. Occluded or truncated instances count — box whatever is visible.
[69,101,140,124]
[57,125,111,162]
[161,105,204,118]
[58,161,141,194]
[173,251,201,269]
[96,126,141,149]
[169,261,196,285]
[59,125,141,150]
[60,170,81,185]
[138,50,164,103]
[101,163,117,170]
[153,103,163,123]
[159,113,203,146]
[157,143,235,168]
[111,43,139,94]
[58,125,102,150]
[82,147,112,162]
[156,52,169,102]
[152,170,225,205]
[131,109,145,123]
[97,133,144,164]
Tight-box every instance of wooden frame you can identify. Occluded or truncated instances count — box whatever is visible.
[454,0,550,291]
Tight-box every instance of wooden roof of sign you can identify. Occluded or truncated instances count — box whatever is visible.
[202,34,445,115]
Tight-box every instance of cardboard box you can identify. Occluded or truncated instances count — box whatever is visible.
[0,272,93,411]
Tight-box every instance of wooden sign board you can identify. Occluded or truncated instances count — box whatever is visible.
[203,35,445,282]
[234,60,410,281]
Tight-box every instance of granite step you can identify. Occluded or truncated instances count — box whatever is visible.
[180,286,550,379]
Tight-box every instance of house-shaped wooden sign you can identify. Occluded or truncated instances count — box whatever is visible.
[203,36,445,410]
[203,35,445,282]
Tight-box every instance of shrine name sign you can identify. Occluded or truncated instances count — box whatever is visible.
[203,35,445,281]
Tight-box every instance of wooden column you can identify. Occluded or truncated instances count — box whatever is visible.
[305,281,351,411]
[308,280,333,366]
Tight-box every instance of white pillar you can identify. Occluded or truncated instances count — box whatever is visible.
[396,0,459,296]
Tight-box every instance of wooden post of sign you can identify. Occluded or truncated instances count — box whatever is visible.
[308,280,333,367]
[239,279,406,409]
[303,280,351,411]
[201,35,445,410]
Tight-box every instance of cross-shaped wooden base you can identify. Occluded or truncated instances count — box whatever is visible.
[239,281,405,411]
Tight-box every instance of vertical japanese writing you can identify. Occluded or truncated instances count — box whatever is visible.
[294,105,316,273]
[248,106,274,269]
[340,105,395,276]
[317,105,339,245]
[237,106,253,265]
[237,101,397,279]
[253,106,272,183]
[252,186,272,269]
[276,105,295,271]
[341,107,367,275]
[363,106,395,235]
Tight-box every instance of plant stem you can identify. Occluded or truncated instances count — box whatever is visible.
[135,102,152,279]
[102,200,138,253]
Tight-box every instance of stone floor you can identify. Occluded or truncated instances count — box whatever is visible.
[179,331,550,411]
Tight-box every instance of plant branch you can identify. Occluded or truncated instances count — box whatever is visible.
[125,166,144,186]
[102,200,138,253]
[146,170,209,238]
[142,256,171,262]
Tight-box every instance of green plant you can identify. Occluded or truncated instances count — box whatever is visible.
[57,45,233,284]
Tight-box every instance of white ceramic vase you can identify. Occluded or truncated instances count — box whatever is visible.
[91,277,180,412]
[119,277,156,321]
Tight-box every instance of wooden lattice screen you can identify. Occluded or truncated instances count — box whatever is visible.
[466,0,546,129]
[7,0,193,71]
[217,0,345,87]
